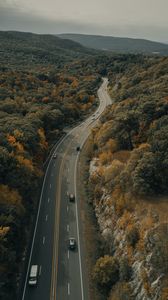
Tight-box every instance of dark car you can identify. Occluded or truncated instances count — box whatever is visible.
[76,146,80,151]
[68,237,76,250]
[69,193,75,202]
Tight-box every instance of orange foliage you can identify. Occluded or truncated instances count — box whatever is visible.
[112,150,131,163]
[38,128,48,149]
[16,155,34,172]
[7,134,24,152]
[7,134,16,145]
[71,78,78,88]
[99,151,113,165]
[106,138,118,153]
[118,210,132,229]
[0,184,24,213]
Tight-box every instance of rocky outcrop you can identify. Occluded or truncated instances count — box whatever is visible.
[89,157,168,300]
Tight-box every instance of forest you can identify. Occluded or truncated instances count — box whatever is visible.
[0,31,168,300]
[0,31,100,299]
[87,55,168,299]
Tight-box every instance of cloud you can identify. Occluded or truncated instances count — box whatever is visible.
[0,0,168,43]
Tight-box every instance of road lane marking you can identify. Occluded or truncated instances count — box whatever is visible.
[50,183,52,189]
[68,250,69,259]
[68,283,70,295]
[51,173,53,177]
[39,265,42,276]
[43,236,45,244]
[49,79,110,300]
[67,206,69,212]
[48,197,50,203]
[74,148,85,300]
[46,215,48,222]
[67,225,69,232]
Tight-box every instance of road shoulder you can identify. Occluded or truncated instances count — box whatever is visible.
[77,136,105,300]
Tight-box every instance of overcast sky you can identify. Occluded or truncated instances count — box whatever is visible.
[0,0,168,43]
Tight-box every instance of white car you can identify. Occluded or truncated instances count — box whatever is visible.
[68,238,76,250]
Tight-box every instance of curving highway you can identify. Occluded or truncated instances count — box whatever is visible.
[22,78,112,300]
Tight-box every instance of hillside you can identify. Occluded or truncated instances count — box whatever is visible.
[86,56,168,300]
[0,31,95,68]
[59,33,168,55]
[0,30,100,300]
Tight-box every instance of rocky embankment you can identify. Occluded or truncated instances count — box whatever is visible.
[89,156,168,300]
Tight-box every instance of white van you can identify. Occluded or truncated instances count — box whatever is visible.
[28,265,38,286]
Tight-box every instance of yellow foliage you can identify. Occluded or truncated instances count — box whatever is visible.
[0,184,24,214]
[113,150,131,163]
[0,226,10,237]
[15,142,24,152]
[106,138,118,153]
[118,210,132,229]
[14,129,23,139]
[161,287,168,300]
[7,133,24,152]
[7,134,16,145]
[99,151,113,165]
[138,143,151,151]
[16,155,34,172]
[38,128,48,149]
[104,159,124,183]
[71,78,78,88]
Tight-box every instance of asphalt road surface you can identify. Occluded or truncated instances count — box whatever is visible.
[22,78,112,300]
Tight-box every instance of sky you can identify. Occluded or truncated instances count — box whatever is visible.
[0,0,168,43]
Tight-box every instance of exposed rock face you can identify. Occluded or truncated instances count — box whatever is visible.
[89,158,168,300]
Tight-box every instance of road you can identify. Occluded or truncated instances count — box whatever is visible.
[22,77,112,300]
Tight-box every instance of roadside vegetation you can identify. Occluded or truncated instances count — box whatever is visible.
[0,31,100,299]
[87,56,168,299]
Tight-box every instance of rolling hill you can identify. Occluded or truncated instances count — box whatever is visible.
[58,33,168,55]
[0,31,94,68]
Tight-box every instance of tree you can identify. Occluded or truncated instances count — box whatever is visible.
[93,255,119,290]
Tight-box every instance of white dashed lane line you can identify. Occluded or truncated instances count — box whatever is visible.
[45,215,48,222]
[67,225,69,232]
[68,283,70,295]
[43,236,45,245]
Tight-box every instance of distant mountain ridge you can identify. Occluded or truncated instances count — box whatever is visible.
[58,33,168,55]
[0,31,95,68]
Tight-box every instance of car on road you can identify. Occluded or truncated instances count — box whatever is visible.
[28,265,38,286]
[76,146,80,151]
[53,153,57,159]
[68,237,76,250]
[69,193,75,202]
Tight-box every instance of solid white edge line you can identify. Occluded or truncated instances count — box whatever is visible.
[73,78,110,300]
[21,78,108,300]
